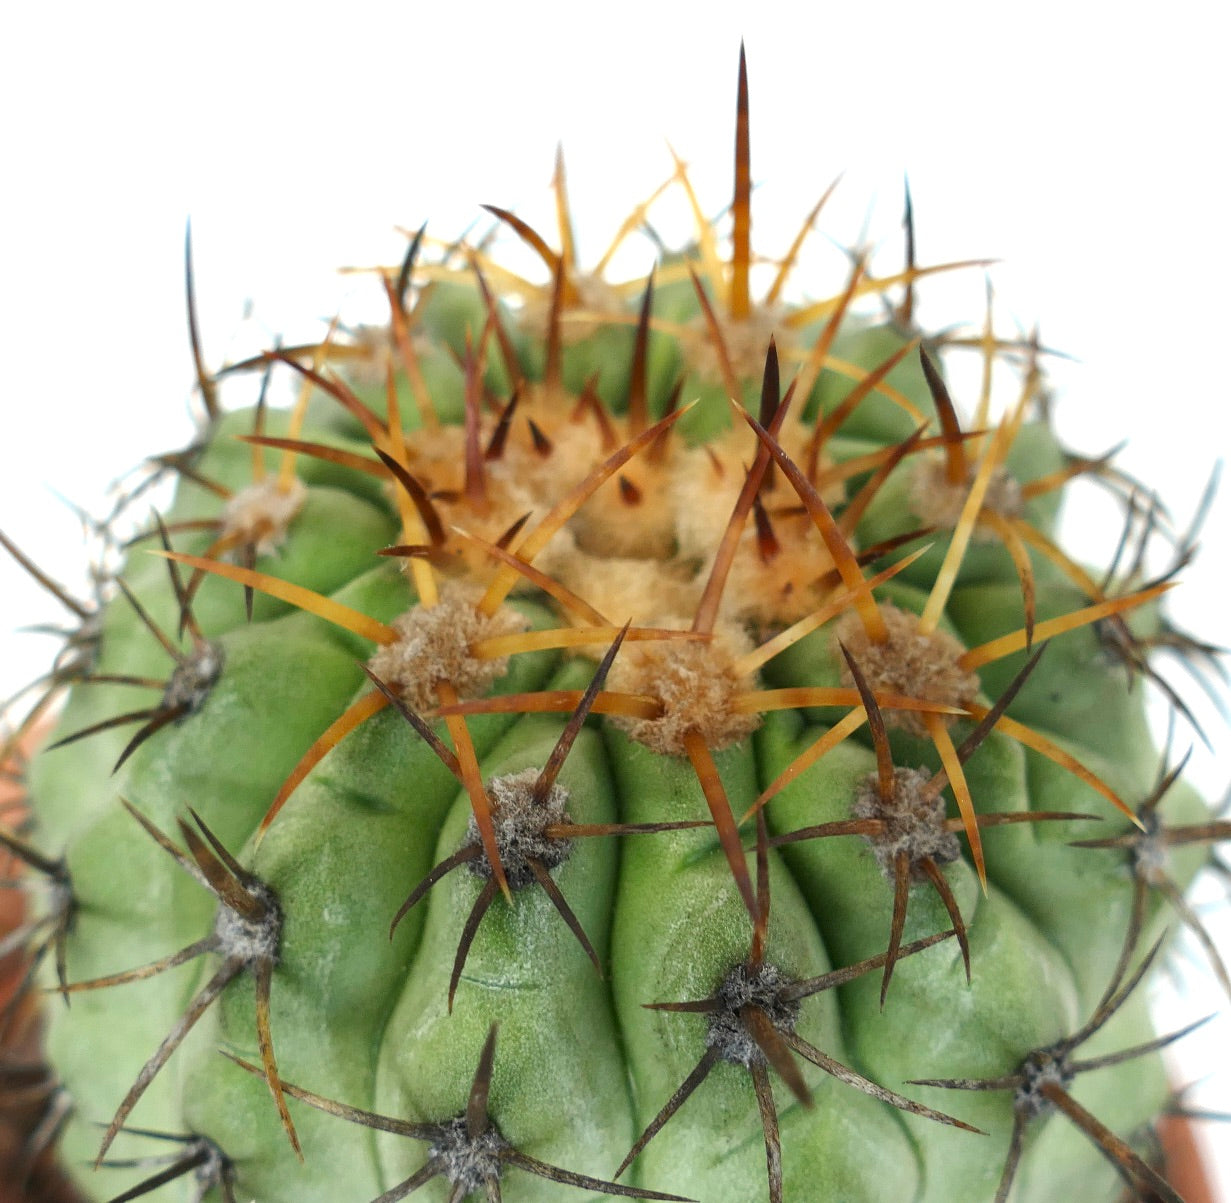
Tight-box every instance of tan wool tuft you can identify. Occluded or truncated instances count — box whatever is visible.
[365,584,529,713]
[835,602,979,736]
[548,555,699,644]
[220,478,307,556]
[716,517,838,628]
[490,399,598,512]
[331,323,395,390]
[519,273,627,345]
[687,305,789,386]
[567,463,679,561]
[669,432,753,562]
[908,454,1024,536]
[607,625,760,755]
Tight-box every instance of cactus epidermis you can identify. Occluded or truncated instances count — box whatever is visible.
[4,47,1226,1203]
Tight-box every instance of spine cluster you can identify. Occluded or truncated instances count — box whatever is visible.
[0,48,1225,1203]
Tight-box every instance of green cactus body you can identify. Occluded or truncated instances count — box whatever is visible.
[8,52,1221,1203]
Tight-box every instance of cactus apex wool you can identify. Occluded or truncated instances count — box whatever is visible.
[2,46,1226,1203]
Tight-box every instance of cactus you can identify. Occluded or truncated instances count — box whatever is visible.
[2,46,1227,1203]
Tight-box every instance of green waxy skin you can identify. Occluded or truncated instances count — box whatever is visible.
[756,715,1155,1203]
[373,716,632,1202]
[608,732,923,1203]
[9,65,1221,1203]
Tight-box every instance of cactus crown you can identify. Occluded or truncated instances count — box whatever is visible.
[1,43,1226,1203]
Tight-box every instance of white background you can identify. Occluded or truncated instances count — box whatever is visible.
[2,3,1229,1196]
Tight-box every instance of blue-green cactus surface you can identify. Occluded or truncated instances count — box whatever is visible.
[7,51,1220,1203]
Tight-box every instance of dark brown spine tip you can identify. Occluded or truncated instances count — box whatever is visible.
[618,475,642,506]
[396,222,427,318]
[527,418,554,458]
